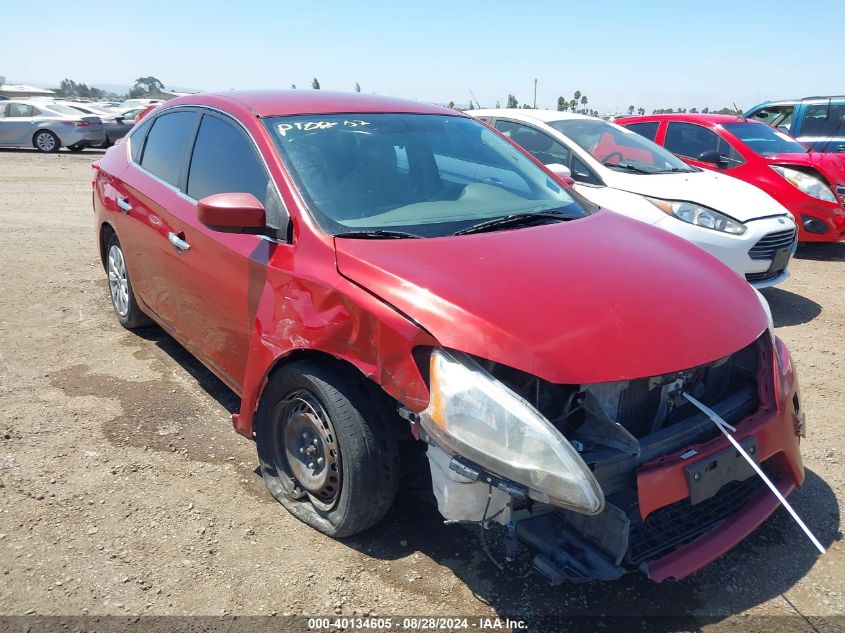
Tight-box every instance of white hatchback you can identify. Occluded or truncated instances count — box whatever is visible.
[472,109,798,288]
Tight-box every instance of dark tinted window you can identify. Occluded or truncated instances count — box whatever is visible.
[664,122,744,167]
[624,121,659,141]
[801,104,845,137]
[494,119,572,165]
[722,122,806,156]
[129,117,154,163]
[187,115,269,203]
[140,111,199,187]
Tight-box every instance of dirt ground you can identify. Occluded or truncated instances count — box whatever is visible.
[0,148,843,631]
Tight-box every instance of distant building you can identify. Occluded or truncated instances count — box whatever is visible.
[0,76,54,99]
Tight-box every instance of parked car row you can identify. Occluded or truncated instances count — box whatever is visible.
[0,98,155,152]
[93,90,811,585]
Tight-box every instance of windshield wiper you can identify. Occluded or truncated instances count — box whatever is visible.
[453,211,570,236]
[602,162,653,174]
[651,166,694,174]
[335,229,422,239]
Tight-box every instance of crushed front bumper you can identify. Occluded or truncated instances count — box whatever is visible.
[516,383,804,582]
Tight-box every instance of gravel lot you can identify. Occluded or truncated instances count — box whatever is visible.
[0,148,843,630]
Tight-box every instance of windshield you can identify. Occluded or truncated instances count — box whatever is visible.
[549,119,692,174]
[722,122,807,156]
[264,113,590,237]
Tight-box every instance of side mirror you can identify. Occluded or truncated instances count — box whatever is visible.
[197,192,266,234]
[697,149,727,167]
[546,162,575,186]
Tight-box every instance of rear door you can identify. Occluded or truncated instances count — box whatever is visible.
[0,103,37,145]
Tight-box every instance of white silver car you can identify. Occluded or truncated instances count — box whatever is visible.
[472,109,798,288]
[0,100,105,152]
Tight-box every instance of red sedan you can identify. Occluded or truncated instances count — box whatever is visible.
[616,113,845,242]
[92,90,807,582]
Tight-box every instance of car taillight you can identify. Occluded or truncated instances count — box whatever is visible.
[63,120,91,127]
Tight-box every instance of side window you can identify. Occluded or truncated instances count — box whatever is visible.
[129,117,154,164]
[6,104,33,118]
[665,122,743,168]
[748,105,794,132]
[139,111,199,188]
[624,121,659,142]
[571,156,601,185]
[802,104,845,137]
[494,119,571,165]
[187,114,287,230]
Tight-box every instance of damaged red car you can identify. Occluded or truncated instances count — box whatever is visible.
[92,90,806,582]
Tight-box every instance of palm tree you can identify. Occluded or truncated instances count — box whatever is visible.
[581,96,588,112]
[637,107,645,116]
[628,105,635,115]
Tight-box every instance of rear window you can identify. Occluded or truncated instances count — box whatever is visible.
[139,111,199,188]
[623,121,659,142]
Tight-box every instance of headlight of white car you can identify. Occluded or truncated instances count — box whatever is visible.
[646,197,747,234]
[420,349,604,515]
[771,166,837,203]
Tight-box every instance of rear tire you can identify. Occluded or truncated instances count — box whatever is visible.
[256,360,400,538]
[104,231,151,329]
[33,130,60,153]
[67,143,86,152]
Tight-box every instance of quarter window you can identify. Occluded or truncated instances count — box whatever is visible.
[139,111,199,188]
[624,121,659,142]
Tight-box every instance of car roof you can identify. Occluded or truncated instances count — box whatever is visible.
[472,108,598,124]
[616,113,752,125]
[164,90,461,118]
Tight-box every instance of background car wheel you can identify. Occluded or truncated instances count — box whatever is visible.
[33,130,60,153]
[94,137,111,149]
[104,231,151,329]
[67,143,86,152]
[256,360,400,538]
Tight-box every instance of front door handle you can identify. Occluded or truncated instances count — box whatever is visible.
[168,231,191,252]
[117,197,132,214]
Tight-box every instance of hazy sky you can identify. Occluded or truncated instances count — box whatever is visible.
[1,0,840,113]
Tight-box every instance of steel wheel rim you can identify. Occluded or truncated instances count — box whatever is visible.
[36,132,55,151]
[107,244,130,317]
[275,389,342,511]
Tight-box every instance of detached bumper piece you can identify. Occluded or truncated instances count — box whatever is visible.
[517,463,786,584]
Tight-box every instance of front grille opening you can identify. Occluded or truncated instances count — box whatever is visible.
[626,466,775,565]
[748,228,796,261]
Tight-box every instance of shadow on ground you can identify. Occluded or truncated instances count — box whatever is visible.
[0,147,106,155]
[761,287,823,327]
[795,242,845,262]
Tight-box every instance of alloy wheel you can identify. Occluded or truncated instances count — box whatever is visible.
[35,132,56,152]
[107,244,130,317]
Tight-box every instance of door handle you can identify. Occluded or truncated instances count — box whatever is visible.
[168,231,191,252]
[116,197,132,214]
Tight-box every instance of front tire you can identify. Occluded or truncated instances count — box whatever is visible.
[256,360,400,538]
[104,232,151,329]
[33,130,60,153]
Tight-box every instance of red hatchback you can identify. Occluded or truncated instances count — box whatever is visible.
[616,114,845,242]
[93,91,807,582]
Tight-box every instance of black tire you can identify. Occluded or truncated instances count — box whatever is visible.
[104,231,151,329]
[33,130,60,153]
[256,360,400,538]
[94,136,111,149]
[67,143,86,152]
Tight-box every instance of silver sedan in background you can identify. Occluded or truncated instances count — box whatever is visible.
[63,102,135,148]
[0,100,105,152]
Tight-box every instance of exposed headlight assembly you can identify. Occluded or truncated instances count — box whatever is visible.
[771,166,837,203]
[646,197,747,234]
[420,349,604,515]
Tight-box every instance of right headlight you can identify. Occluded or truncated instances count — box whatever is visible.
[646,197,747,234]
[771,165,837,203]
[420,349,604,515]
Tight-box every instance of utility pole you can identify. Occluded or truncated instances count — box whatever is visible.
[533,78,537,109]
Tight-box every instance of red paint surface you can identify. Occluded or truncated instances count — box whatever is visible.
[616,114,845,242]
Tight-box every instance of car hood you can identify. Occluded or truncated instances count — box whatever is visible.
[334,211,768,385]
[604,168,788,222]
[766,152,845,181]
